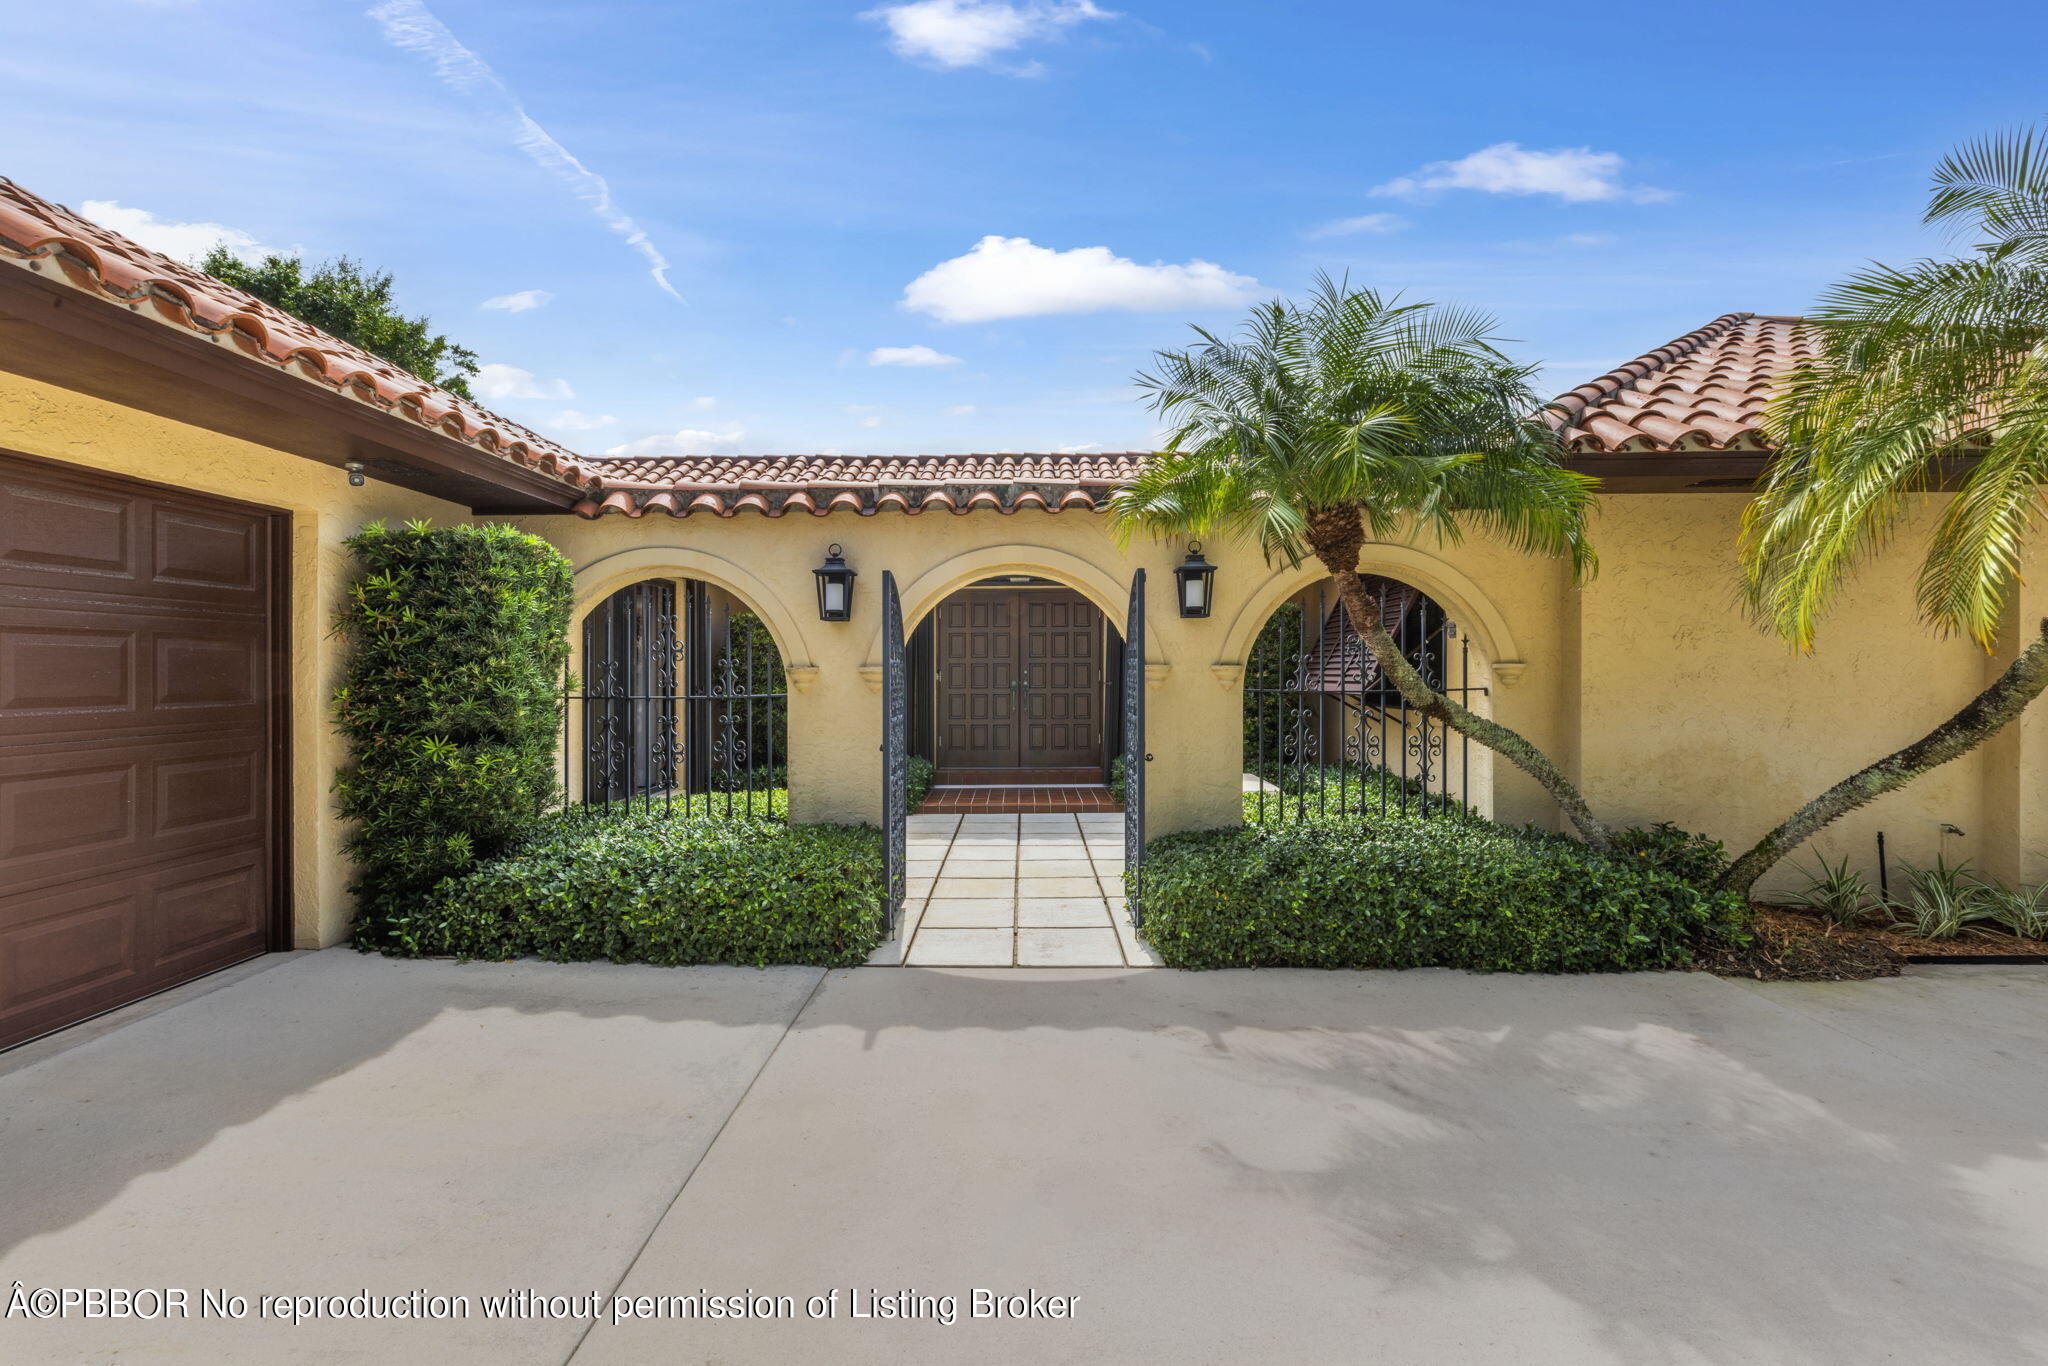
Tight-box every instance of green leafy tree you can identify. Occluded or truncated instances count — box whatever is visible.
[333,521,573,948]
[1110,276,1612,847]
[201,249,480,399]
[1724,123,2048,894]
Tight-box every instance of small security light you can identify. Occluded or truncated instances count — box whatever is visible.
[814,544,857,622]
[344,461,367,487]
[1174,541,1217,618]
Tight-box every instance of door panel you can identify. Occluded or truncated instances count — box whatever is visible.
[0,453,280,1050]
[936,587,1101,773]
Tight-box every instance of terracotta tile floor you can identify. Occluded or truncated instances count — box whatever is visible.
[918,784,1120,814]
[870,813,1162,968]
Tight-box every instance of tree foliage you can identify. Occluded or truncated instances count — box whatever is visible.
[1747,121,2048,649]
[333,521,573,947]
[202,249,481,399]
[1109,275,1611,844]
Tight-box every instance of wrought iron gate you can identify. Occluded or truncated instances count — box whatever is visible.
[566,579,787,815]
[880,570,908,936]
[1244,577,1478,825]
[1123,569,1147,925]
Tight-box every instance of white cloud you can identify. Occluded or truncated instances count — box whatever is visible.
[1305,213,1405,240]
[80,201,269,265]
[481,288,553,313]
[547,410,616,431]
[369,1,682,302]
[473,363,574,401]
[859,415,883,429]
[902,235,1259,323]
[1055,442,1104,453]
[690,396,718,409]
[868,344,963,367]
[604,423,747,456]
[863,0,1112,71]
[946,404,979,416]
[1372,142,1673,204]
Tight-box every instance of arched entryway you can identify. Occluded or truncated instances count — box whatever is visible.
[910,575,1127,813]
[1241,573,1492,823]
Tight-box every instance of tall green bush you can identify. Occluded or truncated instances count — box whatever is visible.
[333,520,573,947]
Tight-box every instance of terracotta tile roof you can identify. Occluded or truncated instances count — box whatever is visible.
[1544,313,1814,454]
[0,178,598,493]
[577,451,1149,518]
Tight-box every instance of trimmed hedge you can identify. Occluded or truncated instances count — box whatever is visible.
[1138,814,1749,972]
[376,806,884,967]
[333,521,573,947]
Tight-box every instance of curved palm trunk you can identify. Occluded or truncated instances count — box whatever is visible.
[1718,617,2048,896]
[1306,510,1615,850]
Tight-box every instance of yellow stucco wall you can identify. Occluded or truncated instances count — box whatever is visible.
[516,508,1574,836]
[524,494,2047,899]
[0,368,465,947]
[1575,495,2037,895]
[8,351,2041,946]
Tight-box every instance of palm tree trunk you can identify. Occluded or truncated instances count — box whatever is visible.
[1718,617,2048,896]
[1305,509,1615,850]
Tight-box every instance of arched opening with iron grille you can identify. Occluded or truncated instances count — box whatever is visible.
[1242,574,1490,824]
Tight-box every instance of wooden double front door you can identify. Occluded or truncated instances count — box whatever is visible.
[936,588,1102,774]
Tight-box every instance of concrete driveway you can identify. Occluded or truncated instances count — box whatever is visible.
[1,953,2043,1365]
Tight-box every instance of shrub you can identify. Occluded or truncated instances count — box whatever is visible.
[907,756,936,812]
[333,521,573,948]
[1888,855,2001,940]
[1781,852,1880,926]
[378,806,883,967]
[1242,763,1451,825]
[1611,821,1729,889]
[1108,754,1127,806]
[1982,882,2048,940]
[1137,814,1749,972]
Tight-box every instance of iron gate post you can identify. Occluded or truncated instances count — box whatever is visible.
[1123,569,1147,927]
[881,570,908,937]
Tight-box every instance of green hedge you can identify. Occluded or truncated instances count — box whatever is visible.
[333,521,573,947]
[1138,814,1749,972]
[376,807,883,967]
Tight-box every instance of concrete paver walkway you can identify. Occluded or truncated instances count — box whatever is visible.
[893,811,1159,967]
[3,952,2045,1365]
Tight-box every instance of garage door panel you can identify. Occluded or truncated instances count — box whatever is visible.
[153,852,267,969]
[0,887,141,1021]
[1,452,280,1051]
[0,471,135,583]
[151,505,263,594]
[1,734,268,894]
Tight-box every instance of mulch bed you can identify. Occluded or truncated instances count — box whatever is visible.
[1698,905,2048,981]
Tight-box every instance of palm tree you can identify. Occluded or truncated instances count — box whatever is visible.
[1725,123,2048,894]
[1109,276,1613,846]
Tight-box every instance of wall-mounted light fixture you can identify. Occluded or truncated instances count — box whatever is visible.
[1174,541,1217,618]
[814,544,857,621]
[344,461,366,487]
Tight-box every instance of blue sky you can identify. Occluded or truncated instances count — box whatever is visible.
[6,0,2045,457]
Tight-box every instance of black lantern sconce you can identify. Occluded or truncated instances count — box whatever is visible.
[813,544,857,621]
[1174,541,1217,618]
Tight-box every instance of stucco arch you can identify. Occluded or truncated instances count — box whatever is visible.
[1212,543,1523,686]
[861,543,1171,673]
[570,544,817,687]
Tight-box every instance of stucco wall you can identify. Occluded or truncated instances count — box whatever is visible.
[0,368,465,947]
[525,494,2048,899]
[516,508,1570,836]
[1575,494,2036,896]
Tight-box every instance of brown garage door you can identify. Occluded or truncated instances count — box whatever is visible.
[1,452,284,1050]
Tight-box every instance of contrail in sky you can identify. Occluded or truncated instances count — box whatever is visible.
[368,0,683,303]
